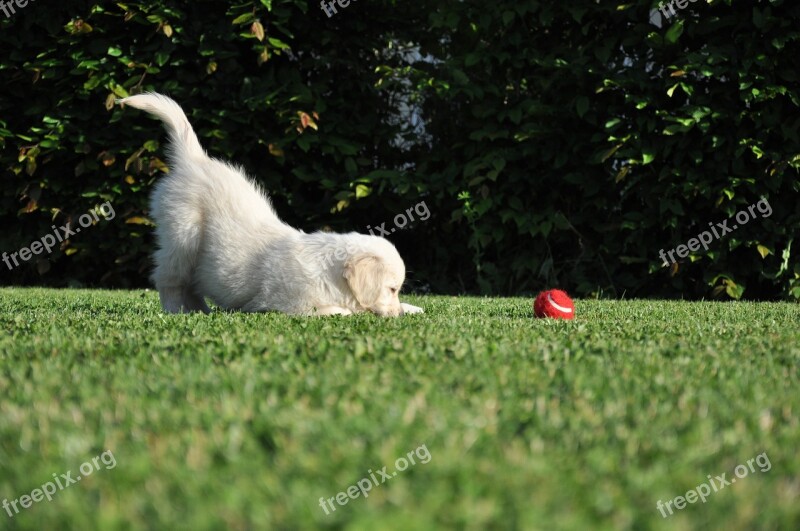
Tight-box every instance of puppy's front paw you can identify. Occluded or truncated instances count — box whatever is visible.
[401,302,424,314]
[312,306,353,316]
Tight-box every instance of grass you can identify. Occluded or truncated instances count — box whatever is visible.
[0,287,798,530]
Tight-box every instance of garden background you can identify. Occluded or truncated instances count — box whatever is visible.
[2,0,799,299]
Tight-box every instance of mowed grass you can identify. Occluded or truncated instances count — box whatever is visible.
[0,288,798,530]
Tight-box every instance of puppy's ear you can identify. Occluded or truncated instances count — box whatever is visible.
[344,253,386,308]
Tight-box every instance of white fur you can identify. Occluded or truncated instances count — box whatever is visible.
[118,93,423,317]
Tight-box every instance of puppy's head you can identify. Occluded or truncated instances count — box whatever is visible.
[343,240,405,317]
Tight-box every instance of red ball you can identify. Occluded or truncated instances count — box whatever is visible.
[533,289,575,320]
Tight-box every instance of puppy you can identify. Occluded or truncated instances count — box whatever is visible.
[118,93,423,317]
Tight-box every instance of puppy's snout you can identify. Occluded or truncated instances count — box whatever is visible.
[376,306,404,317]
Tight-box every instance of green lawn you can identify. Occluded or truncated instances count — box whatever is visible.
[0,288,798,530]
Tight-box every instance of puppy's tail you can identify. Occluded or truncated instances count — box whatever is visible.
[118,92,205,158]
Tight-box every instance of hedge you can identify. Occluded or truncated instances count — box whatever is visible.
[1,0,799,299]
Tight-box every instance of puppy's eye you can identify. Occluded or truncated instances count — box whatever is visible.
[389,287,398,294]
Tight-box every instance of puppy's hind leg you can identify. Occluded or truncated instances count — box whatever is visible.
[151,219,204,313]
[182,287,211,314]
[157,286,187,314]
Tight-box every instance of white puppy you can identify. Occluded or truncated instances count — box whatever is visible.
[119,93,423,317]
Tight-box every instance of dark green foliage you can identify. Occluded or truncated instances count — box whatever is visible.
[1,0,799,298]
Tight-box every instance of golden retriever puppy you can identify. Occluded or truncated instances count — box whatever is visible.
[119,93,423,317]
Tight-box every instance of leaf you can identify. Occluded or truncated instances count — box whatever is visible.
[111,84,129,98]
[232,13,255,25]
[125,147,145,171]
[665,19,684,44]
[97,151,116,167]
[667,83,679,97]
[576,96,589,118]
[298,112,317,131]
[296,135,310,152]
[65,19,93,34]
[756,245,771,259]
[25,158,37,176]
[251,21,265,42]
[149,157,169,173]
[268,37,290,50]
[601,143,623,163]
[355,184,371,199]
[615,165,630,183]
[18,199,37,214]
[726,280,745,299]
[125,216,154,226]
